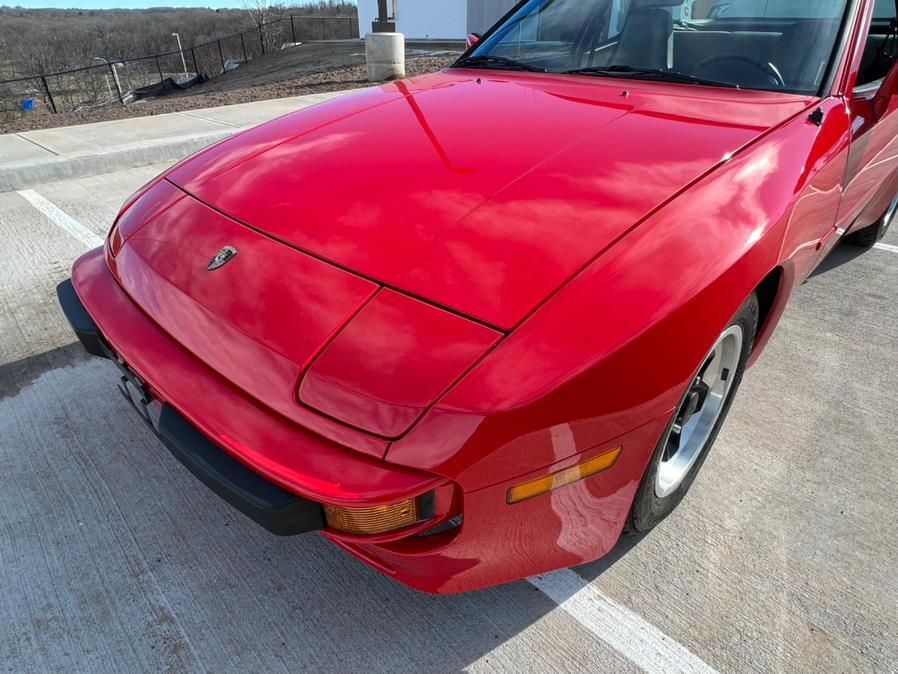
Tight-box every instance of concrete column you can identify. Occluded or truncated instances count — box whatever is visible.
[365,32,405,82]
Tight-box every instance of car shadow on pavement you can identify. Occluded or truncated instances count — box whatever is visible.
[0,346,642,672]
[809,241,871,279]
[575,530,648,580]
[0,342,91,400]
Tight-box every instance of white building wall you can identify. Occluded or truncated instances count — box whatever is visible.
[467,0,517,34]
[357,0,468,40]
[357,0,379,37]
[398,1,467,39]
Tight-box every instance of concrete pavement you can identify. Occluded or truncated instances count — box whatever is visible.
[0,164,896,672]
[0,90,355,191]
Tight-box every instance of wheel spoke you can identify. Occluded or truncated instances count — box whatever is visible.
[663,431,680,462]
[699,348,721,388]
[655,325,744,498]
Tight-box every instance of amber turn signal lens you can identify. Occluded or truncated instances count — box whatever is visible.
[324,498,420,535]
[507,446,623,504]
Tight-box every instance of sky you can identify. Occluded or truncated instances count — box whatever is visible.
[3,0,349,8]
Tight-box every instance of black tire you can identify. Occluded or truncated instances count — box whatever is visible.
[845,195,896,247]
[626,293,759,534]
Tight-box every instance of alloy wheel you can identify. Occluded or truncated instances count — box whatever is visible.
[655,325,744,498]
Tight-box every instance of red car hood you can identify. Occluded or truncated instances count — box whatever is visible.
[168,71,814,330]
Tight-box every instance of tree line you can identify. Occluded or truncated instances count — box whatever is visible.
[0,2,357,79]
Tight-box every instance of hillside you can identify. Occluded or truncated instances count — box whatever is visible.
[0,3,356,79]
[2,41,463,133]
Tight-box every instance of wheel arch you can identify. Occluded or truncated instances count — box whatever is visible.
[747,262,795,368]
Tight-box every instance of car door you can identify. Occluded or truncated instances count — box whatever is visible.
[832,0,898,249]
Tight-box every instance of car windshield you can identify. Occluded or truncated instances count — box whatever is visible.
[458,0,852,94]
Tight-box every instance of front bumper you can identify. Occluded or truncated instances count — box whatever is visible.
[61,248,446,523]
[61,248,668,594]
[58,277,326,536]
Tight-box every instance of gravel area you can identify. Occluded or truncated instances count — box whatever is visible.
[2,42,461,134]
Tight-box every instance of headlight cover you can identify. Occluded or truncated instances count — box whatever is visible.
[109,180,185,256]
[299,289,502,438]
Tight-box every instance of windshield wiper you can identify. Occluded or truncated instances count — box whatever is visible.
[564,65,740,89]
[455,54,547,73]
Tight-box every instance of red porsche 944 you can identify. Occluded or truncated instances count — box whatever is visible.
[60,0,897,593]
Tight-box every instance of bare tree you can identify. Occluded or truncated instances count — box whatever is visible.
[243,0,289,52]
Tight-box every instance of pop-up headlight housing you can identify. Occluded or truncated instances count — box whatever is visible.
[109,180,185,256]
[299,289,502,438]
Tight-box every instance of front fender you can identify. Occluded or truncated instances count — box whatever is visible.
[388,98,845,493]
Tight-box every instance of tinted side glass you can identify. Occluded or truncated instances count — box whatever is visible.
[857,0,898,86]
[874,0,897,20]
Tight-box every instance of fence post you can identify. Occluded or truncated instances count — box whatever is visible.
[258,23,265,54]
[191,47,199,77]
[320,17,326,40]
[108,62,124,105]
[155,55,165,86]
[40,75,57,114]
[290,15,296,44]
[240,32,248,62]
[217,39,225,73]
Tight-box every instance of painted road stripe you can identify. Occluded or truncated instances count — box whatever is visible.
[529,570,717,674]
[18,189,104,249]
[874,242,898,253]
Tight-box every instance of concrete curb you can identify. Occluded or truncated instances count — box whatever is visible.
[0,89,361,193]
[0,129,235,192]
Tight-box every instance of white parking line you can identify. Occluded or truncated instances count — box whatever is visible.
[18,189,104,249]
[529,570,717,674]
[874,242,898,253]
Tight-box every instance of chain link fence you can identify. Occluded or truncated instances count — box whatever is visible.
[0,15,359,124]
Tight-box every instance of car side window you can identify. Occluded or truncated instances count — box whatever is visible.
[875,0,897,19]
[857,0,898,88]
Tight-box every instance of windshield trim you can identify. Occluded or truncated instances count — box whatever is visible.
[818,0,862,97]
[455,0,532,62]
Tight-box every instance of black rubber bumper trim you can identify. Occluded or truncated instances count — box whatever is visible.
[56,279,109,359]
[157,405,325,536]
[56,277,325,537]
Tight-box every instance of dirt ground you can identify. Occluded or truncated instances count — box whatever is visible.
[2,41,463,134]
